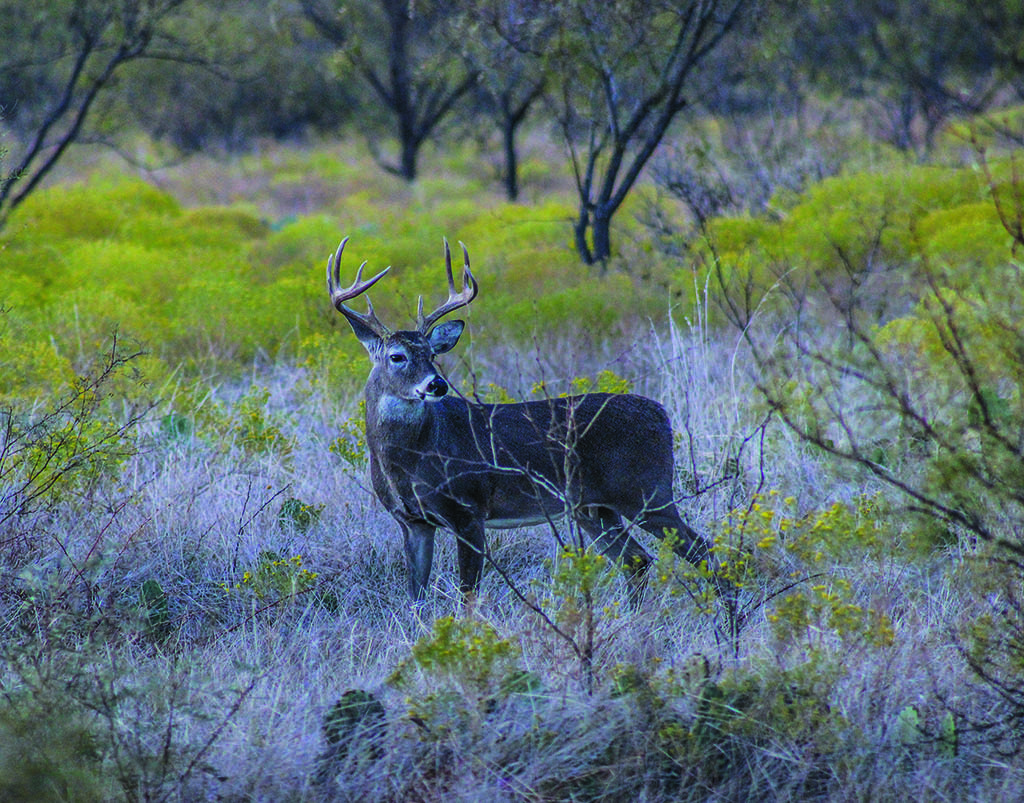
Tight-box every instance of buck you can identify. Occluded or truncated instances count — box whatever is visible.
[326,236,716,602]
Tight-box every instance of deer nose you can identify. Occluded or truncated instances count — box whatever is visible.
[423,376,449,398]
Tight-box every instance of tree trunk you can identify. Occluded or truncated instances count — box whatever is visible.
[502,117,519,201]
[574,209,594,265]
[399,134,418,181]
[591,210,611,265]
[573,206,612,266]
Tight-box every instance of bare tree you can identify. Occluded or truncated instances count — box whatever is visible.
[455,1,548,201]
[787,0,1006,155]
[531,0,757,265]
[981,0,1024,101]
[301,0,478,181]
[0,0,199,227]
[488,75,545,202]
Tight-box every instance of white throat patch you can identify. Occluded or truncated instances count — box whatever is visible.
[377,393,427,424]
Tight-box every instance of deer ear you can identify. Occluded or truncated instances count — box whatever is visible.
[346,316,383,352]
[427,320,464,354]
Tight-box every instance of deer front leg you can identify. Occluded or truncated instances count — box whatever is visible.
[454,522,486,599]
[401,520,436,602]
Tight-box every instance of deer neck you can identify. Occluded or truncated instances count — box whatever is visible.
[364,389,436,460]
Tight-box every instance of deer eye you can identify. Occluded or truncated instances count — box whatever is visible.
[388,352,407,365]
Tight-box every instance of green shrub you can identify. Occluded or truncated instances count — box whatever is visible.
[250,214,341,281]
[9,175,180,242]
[277,497,325,532]
[0,612,255,801]
[176,384,296,459]
[916,202,1009,270]
[388,615,528,738]
[314,689,388,785]
[527,369,632,398]
[298,332,367,398]
[228,386,295,458]
[500,274,640,337]
[0,690,113,802]
[691,162,998,320]
[682,659,846,794]
[139,579,173,643]
[528,545,626,694]
[226,550,319,603]
[0,349,141,515]
[0,313,75,403]
[328,399,367,468]
[650,492,897,652]
[0,174,319,387]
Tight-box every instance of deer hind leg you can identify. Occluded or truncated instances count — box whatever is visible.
[576,506,651,601]
[639,506,711,564]
[637,503,713,571]
[639,506,737,601]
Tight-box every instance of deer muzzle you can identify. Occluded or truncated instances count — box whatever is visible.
[416,375,449,401]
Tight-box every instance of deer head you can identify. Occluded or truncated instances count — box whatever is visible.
[326,236,478,402]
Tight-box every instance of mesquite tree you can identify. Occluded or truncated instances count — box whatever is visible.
[0,0,199,227]
[301,0,478,181]
[537,0,756,265]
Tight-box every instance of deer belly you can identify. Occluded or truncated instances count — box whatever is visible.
[482,480,568,529]
[485,511,567,529]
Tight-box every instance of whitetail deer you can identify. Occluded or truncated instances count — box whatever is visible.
[327,236,716,602]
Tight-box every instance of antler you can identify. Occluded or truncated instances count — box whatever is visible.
[327,237,392,337]
[416,238,479,332]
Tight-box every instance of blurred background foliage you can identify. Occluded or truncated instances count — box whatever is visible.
[2,0,1023,241]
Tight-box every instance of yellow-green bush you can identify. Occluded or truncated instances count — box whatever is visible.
[693,162,1000,309]
[6,142,1017,403]
[0,150,656,397]
[225,551,318,603]
[916,201,1012,271]
[298,331,368,398]
[0,312,74,402]
[251,215,341,282]
[1,176,291,389]
[9,175,180,242]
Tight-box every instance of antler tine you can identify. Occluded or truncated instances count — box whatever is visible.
[417,237,479,331]
[326,237,392,337]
